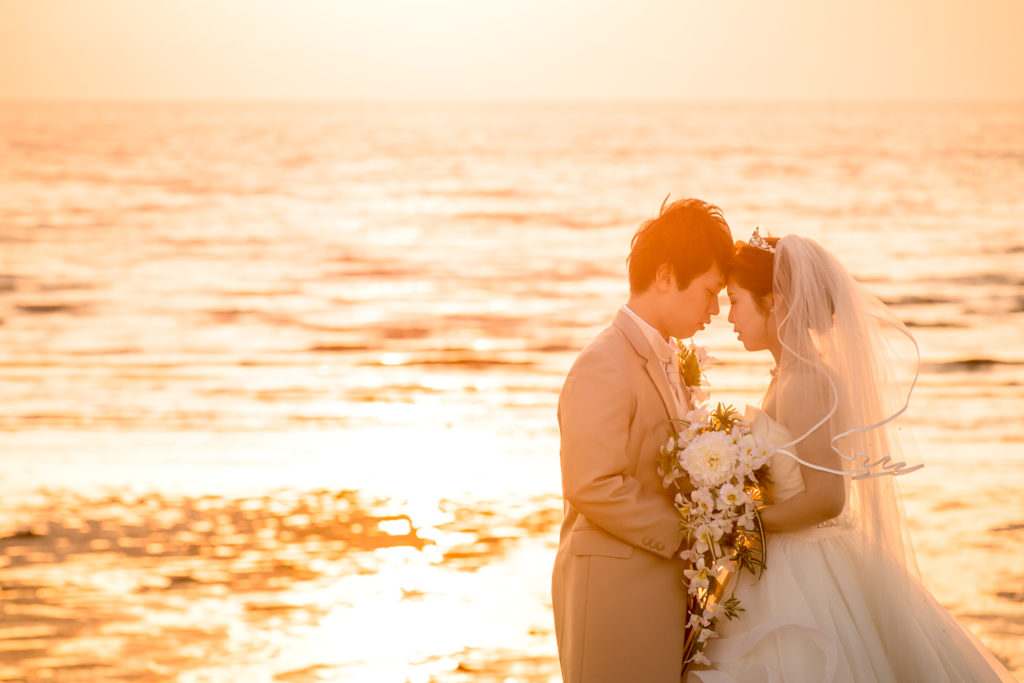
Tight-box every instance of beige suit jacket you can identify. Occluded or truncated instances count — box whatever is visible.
[552,309,691,683]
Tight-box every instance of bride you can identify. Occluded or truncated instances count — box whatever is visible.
[686,230,1016,682]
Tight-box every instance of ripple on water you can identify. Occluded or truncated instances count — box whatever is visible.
[0,489,563,681]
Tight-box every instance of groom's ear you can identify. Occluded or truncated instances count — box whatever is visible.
[654,263,676,292]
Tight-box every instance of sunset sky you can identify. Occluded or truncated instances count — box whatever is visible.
[2,0,1023,101]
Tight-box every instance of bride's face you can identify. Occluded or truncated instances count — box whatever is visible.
[726,281,776,352]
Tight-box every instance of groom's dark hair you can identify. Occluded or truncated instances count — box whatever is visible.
[627,197,733,294]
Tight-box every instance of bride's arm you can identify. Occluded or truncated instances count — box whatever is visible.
[759,388,847,533]
[759,466,845,533]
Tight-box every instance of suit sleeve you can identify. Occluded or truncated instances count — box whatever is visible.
[558,347,681,559]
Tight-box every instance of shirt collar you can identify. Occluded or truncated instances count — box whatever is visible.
[621,305,676,364]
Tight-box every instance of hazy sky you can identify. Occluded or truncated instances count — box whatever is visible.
[2,0,1022,101]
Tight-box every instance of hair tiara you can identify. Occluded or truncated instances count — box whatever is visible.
[749,227,775,254]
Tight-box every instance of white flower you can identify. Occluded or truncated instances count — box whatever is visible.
[711,518,732,539]
[737,449,756,471]
[691,525,724,557]
[736,433,756,454]
[692,523,713,544]
[679,548,698,562]
[690,652,711,666]
[694,344,715,366]
[684,557,710,591]
[685,406,709,424]
[718,482,749,508]
[700,523,728,555]
[737,509,756,530]
[679,431,740,488]
[753,446,772,468]
[662,464,682,489]
[690,488,715,514]
[692,532,710,555]
[738,440,771,472]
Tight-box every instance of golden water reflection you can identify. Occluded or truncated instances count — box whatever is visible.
[0,490,562,682]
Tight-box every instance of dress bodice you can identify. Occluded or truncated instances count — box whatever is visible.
[744,406,805,504]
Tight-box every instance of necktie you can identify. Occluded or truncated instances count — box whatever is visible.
[663,358,687,411]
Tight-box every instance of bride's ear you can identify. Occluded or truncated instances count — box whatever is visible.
[762,293,775,314]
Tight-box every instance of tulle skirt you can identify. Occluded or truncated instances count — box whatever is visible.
[685,525,1015,683]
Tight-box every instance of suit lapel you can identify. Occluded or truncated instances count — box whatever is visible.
[613,310,686,423]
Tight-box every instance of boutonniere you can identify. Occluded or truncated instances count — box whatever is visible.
[674,339,712,405]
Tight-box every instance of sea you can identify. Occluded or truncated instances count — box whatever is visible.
[1,101,1022,681]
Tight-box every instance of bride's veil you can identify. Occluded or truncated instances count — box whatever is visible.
[769,235,922,577]
[763,236,1021,680]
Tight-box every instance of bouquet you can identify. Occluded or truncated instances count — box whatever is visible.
[659,343,771,668]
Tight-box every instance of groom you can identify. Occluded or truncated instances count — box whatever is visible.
[552,198,732,682]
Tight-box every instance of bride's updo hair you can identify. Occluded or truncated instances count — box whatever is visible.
[735,234,838,334]
[730,235,780,312]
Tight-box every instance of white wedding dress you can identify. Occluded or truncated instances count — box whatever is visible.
[685,407,1016,683]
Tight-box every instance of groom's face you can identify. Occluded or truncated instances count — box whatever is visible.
[661,264,725,339]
